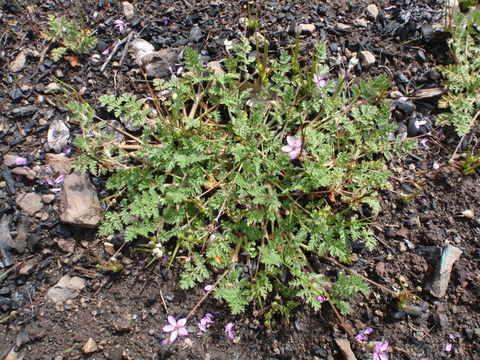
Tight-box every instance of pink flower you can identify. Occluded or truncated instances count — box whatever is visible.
[355,327,374,342]
[372,342,389,360]
[114,19,126,33]
[432,161,440,170]
[225,322,235,340]
[14,157,28,166]
[162,316,188,343]
[444,343,453,352]
[316,296,326,303]
[197,313,214,332]
[419,138,428,147]
[313,74,327,87]
[282,135,303,159]
[203,284,213,292]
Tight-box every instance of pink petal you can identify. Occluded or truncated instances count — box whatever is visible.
[444,343,453,352]
[282,145,293,153]
[198,323,207,332]
[167,316,177,326]
[378,342,389,351]
[163,325,175,332]
[204,284,213,292]
[178,327,188,336]
[294,138,303,147]
[177,318,187,327]
[289,149,301,159]
[286,136,295,146]
[169,330,178,343]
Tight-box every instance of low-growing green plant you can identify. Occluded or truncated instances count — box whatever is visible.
[70,38,414,316]
[437,9,480,136]
[43,15,97,61]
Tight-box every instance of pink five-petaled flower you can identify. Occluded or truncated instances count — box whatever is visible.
[163,316,188,343]
[225,322,235,340]
[114,19,126,33]
[282,135,303,159]
[197,313,214,332]
[372,341,389,360]
[313,74,327,87]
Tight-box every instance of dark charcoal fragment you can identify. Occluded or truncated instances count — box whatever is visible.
[10,88,24,102]
[417,49,427,62]
[0,168,15,195]
[11,105,38,117]
[396,100,415,116]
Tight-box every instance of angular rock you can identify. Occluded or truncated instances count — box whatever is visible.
[207,61,225,76]
[429,245,462,298]
[11,167,37,180]
[60,172,103,228]
[130,38,155,66]
[46,82,61,93]
[3,155,23,167]
[353,19,368,28]
[47,120,70,153]
[16,193,43,216]
[334,23,352,33]
[144,48,181,79]
[45,153,72,175]
[57,239,75,253]
[366,4,379,21]
[334,338,357,360]
[9,50,27,72]
[122,1,134,19]
[83,338,98,354]
[297,23,316,35]
[411,88,444,100]
[13,216,28,253]
[0,215,13,266]
[46,275,86,303]
[189,24,203,42]
[359,50,376,67]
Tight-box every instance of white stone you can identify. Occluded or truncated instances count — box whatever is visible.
[366,4,379,21]
[130,38,155,65]
[47,275,86,303]
[122,1,134,19]
[9,50,26,72]
[359,50,376,67]
[296,23,316,35]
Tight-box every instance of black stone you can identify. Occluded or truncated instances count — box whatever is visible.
[10,88,24,102]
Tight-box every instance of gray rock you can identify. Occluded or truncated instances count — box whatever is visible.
[428,245,462,298]
[189,24,203,42]
[130,38,155,66]
[0,215,13,266]
[9,50,27,72]
[122,1,134,19]
[359,50,376,67]
[206,61,225,76]
[47,120,70,153]
[60,172,103,228]
[334,23,352,33]
[366,4,379,21]
[16,193,43,216]
[46,275,86,303]
[144,48,182,79]
[334,338,357,360]
[353,19,368,28]
[297,24,316,35]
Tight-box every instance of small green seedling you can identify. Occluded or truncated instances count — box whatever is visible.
[43,15,97,61]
